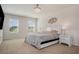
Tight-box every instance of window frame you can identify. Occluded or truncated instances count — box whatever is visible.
[9,17,19,33]
[27,18,38,32]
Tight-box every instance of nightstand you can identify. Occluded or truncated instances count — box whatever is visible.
[59,34,72,46]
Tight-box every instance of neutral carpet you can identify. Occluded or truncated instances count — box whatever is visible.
[0,39,79,54]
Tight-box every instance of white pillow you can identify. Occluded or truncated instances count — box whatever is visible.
[46,27,52,31]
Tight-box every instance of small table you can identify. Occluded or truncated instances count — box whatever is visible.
[59,34,72,46]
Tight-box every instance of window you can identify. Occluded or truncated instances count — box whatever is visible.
[27,18,38,32]
[9,17,19,33]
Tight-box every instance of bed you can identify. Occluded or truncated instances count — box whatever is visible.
[25,30,59,49]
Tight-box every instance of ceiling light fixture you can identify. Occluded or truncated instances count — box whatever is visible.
[34,4,41,13]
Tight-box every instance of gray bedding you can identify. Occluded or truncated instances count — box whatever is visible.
[25,30,59,48]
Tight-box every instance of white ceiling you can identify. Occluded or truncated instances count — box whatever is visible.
[1,4,79,18]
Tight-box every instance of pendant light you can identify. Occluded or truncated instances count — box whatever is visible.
[34,4,41,13]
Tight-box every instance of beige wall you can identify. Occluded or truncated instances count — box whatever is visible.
[3,14,28,40]
[57,7,79,46]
